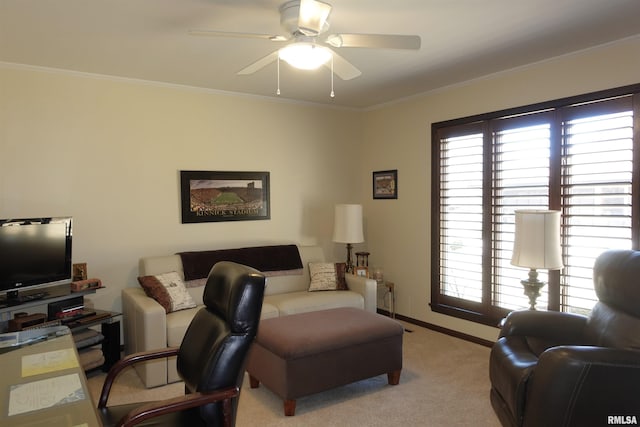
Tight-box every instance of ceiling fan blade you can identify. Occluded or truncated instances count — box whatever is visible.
[298,0,332,36]
[326,33,421,50]
[189,30,288,42]
[323,51,361,81]
[237,51,280,75]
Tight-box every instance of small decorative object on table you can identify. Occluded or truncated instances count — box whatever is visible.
[355,251,370,277]
[354,266,369,277]
[70,278,103,292]
[371,267,384,284]
[72,263,87,281]
[355,251,370,268]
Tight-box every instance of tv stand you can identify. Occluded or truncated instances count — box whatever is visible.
[0,284,70,309]
[0,285,121,373]
[4,290,49,306]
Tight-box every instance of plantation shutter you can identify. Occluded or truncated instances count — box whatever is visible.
[559,97,634,314]
[437,124,484,306]
[491,113,553,311]
[432,85,640,326]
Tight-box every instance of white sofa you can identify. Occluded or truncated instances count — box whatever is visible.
[122,245,377,388]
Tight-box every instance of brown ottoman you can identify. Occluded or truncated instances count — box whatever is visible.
[246,307,403,416]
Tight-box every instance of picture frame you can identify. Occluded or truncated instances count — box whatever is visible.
[72,263,87,281]
[180,170,270,223]
[373,169,398,199]
[354,266,369,278]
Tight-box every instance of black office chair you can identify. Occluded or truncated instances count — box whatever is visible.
[98,261,266,427]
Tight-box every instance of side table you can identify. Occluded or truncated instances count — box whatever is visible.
[378,281,396,319]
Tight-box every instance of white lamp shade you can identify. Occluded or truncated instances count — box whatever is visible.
[511,210,563,269]
[332,204,364,244]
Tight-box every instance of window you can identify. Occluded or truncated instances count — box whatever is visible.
[431,84,640,326]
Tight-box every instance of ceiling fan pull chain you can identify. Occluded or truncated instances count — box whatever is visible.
[276,57,281,95]
[330,55,335,98]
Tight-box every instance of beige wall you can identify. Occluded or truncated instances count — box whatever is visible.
[1,35,639,341]
[360,36,640,342]
[0,66,363,313]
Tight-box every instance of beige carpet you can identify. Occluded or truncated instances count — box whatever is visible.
[86,320,501,426]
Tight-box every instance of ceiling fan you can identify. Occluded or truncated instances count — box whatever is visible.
[189,0,421,81]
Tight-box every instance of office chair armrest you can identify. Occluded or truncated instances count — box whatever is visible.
[116,386,240,427]
[98,347,180,408]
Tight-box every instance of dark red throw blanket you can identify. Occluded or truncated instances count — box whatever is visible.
[178,244,303,281]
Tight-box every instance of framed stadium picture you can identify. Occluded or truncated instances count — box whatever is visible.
[180,170,270,223]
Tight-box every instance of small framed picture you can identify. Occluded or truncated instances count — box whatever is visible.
[373,170,398,199]
[72,263,87,281]
[354,266,369,277]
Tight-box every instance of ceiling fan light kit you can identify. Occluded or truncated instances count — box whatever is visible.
[279,42,332,70]
[190,0,420,97]
[276,48,335,98]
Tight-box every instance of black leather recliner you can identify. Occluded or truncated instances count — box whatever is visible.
[489,249,640,427]
[98,261,266,427]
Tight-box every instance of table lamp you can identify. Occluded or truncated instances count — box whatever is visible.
[332,204,364,274]
[511,209,563,310]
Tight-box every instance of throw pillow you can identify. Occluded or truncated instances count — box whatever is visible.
[137,271,197,314]
[335,262,348,290]
[308,262,348,291]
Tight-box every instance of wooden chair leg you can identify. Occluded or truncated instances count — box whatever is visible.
[284,399,296,416]
[388,370,401,385]
[222,398,233,427]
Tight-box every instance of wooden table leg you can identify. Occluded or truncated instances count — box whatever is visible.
[388,370,401,385]
[284,399,296,416]
[249,375,260,388]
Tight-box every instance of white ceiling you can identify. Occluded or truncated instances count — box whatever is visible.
[2,0,640,109]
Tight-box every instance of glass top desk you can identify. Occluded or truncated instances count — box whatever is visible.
[0,326,101,427]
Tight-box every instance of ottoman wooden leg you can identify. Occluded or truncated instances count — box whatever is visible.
[388,370,401,385]
[284,399,296,416]
[249,374,260,389]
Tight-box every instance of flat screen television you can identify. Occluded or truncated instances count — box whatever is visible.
[0,217,72,304]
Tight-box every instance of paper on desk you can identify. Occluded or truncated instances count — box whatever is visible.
[22,348,79,377]
[8,373,85,416]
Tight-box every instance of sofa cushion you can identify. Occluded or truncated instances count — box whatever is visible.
[260,302,280,319]
[261,245,326,296]
[166,306,202,347]
[308,262,347,291]
[139,254,184,278]
[187,284,206,305]
[137,272,197,313]
[264,290,364,316]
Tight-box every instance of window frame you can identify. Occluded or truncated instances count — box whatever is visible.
[430,83,640,327]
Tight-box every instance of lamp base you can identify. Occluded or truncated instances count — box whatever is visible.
[521,268,545,310]
[344,243,354,274]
